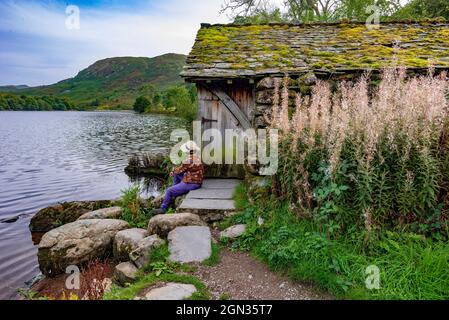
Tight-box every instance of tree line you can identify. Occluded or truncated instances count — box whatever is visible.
[133,84,197,121]
[223,0,449,24]
[0,93,76,111]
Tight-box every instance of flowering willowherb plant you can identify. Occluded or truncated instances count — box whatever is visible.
[269,68,449,238]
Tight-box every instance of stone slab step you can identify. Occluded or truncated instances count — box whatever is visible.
[201,179,241,189]
[179,199,235,211]
[186,188,234,200]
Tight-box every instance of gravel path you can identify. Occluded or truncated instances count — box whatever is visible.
[193,246,331,300]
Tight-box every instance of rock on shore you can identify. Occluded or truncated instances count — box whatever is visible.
[78,207,123,220]
[147,213,206,238]
[29,200,116,233]
[113,228,149,262]
[38,219,129,276]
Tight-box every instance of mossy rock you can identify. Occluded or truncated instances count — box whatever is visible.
[29,200,115,233]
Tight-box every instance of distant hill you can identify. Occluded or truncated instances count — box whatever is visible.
[1,53,187,109]
[0,85,30,92]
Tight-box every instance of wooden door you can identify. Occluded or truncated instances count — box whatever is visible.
[196,81,255,178]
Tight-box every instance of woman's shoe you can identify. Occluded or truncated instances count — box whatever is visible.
[151,208,167,215]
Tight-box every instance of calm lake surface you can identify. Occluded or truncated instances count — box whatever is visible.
[0,111,186,299]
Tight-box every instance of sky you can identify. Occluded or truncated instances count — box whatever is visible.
[0,0,230,86]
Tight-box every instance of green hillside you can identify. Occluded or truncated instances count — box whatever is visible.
[2,53,187,110]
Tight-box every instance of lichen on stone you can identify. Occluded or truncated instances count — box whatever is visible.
[182,21,449,79]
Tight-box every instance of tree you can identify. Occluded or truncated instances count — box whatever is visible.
[395,0,449,20]
[163,86,197,121]
[133,96,150,114]
[234,7,285,23]
[222,0,404,23]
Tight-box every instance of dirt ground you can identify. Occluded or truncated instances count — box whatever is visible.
[192,247,331,301]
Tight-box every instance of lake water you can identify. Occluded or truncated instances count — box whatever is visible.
[0,111,186,300]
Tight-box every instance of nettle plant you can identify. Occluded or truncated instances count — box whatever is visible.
[269,68,449,239]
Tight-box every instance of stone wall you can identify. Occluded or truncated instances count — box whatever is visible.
[254,72,319,128]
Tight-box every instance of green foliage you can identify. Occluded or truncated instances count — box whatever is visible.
[202,243,221,266]
[141,243,196,274]
[395,0,449,20]
[0,93,76,111]
[0,54,187,110]
[134,84,197,120]
[224,0,404,23]
[234,8,286,24]
[118,185,152,228]
[133,96,150,113]
[149,243,170,263]
[232,201,449,299]
[104,273,210,300]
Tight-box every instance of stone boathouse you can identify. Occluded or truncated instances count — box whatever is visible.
[181,21,449,131]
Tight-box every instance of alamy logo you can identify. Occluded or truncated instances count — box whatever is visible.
[365,265,381,290]
[65,265,80,290]
[65,5,81,30]
[366,5,380,30]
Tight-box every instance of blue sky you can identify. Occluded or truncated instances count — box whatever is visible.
[0,0,229,86]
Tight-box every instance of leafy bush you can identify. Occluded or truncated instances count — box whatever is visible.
[133,96,150,113]
[119,185,152,228]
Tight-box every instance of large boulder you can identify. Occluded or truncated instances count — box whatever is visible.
[220,225,247,240]
[78,207,123,220]
[143,283,197,300]
[29,200,115,233]
[130,235,165,269]
[114,262,139,286]
[168,226,211,263]
[38,219,129,277]
[113,228,149,262]
[147,213,206,238]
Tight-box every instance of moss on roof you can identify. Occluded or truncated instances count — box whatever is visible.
[181,21,449,79]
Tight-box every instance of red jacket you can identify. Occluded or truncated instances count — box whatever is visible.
[173,154,204,184]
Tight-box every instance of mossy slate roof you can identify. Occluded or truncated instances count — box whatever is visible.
[181,22,449,79]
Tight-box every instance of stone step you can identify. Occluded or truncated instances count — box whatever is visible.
[179,199,236,211]
[177,179,241,222]
[201,179,241,189]
[186,188,234,200]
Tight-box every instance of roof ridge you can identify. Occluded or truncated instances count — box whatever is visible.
[200,18,448,29]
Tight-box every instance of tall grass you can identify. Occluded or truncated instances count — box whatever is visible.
[269,69,449,239]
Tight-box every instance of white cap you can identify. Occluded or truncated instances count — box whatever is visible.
[180,140,201,153]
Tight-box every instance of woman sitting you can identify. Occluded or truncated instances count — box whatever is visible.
[152,141,204,215]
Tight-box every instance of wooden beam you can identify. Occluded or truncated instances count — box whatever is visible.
[205,85,252,130]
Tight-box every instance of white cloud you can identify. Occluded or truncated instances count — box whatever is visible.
[0,0,230,86]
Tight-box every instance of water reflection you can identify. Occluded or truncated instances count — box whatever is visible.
[0,111,185,299]
[129,175,165,199]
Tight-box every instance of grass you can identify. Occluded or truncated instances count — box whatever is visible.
[226,185,449,300]
[239,201,449,300]
[103,273,210,300]
[104,243,208,300]
[233,183,247,211]
[202,243,221,266]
